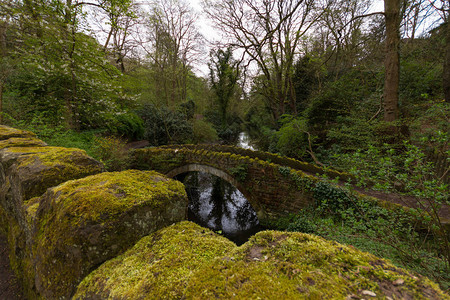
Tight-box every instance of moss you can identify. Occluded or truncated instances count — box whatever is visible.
[32,170,188,299]
[24,197,40,226]
[0,125,36,140]
[74,222,236,299]
[0,137,47,150]
[184,231,448,299]
[74,227,447,299]
[50,170,186,223]
[1,146,104,200]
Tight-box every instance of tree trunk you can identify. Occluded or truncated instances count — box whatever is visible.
[383,0,401,122]
[0,81,3,124]
[444,21,450,103]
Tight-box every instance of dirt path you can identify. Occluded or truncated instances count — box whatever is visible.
[0,233,24,300]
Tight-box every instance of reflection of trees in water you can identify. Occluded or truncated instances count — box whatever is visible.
[181,172,259,233]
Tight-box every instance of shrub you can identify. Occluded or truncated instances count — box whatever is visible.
[107,112,144,140]
[192,119,218,144]
[269,115,309,160]
[92,136,131,171]
[137,103,193,146]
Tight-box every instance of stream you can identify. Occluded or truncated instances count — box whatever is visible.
[177,171,262,245]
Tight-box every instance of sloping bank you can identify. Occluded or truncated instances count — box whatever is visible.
[0,125,447,299]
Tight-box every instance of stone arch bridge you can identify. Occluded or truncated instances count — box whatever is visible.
[131,144,355,222]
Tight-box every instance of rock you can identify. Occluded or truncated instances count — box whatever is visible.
[393,278,405,286]
[361,290,376,297]
[31,170,188,299]
[0,125,36,140]
[73,221,235,299]
[0,137,47,150]
[185,231,447,299]
[0,146,104,203]
[74,228,448,300]
[0,146,105,282]
[0,137,105,296]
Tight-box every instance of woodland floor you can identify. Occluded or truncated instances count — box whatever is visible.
[0,184,448,298]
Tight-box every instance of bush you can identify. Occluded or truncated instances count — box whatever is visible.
[269,115,309,160]
[137,103,193,146]
[107,112,144,140]
[92,136,131,171]
[192,119,218,144]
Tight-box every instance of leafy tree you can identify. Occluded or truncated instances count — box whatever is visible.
[208,47,240,128]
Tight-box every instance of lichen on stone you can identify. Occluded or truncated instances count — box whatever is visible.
[73,221,236,299]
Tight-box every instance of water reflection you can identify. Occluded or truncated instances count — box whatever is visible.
[177,171,262,245]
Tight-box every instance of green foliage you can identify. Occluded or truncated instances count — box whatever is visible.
[305,70,378,130]
[268,115,309,160]
[228,164,248,182]
[205,109,242,144]
[136,103,193,146]
[292,55,320,113]
[10,115,98,157]
[208,47,240,127]
[92,136,131,171]
[106,112,144,140]
[191,119,218,144]
[269,180,449,289]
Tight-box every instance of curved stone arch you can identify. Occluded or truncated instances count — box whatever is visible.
[165,163,262,217]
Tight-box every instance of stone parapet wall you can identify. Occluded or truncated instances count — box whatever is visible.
[0,126,188,299]
[159,143,357,183]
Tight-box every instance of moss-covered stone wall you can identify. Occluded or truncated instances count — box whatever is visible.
[159,143,357,183]
[0,126,188,299]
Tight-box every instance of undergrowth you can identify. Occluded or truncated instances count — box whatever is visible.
[265,180,450,292]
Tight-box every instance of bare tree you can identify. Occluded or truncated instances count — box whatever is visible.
[146,0,204,107]
[203,0,329,122]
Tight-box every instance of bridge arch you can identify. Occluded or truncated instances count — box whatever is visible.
[165,163,263,219]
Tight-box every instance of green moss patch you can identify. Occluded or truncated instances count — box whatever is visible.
[74,221,236,299]
[31,170,188,299]
[50,170,186,223]
[0,125,36,140]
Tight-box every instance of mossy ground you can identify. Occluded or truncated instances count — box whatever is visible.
[74,221,236,299]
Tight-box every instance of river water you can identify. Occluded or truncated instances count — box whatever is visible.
[178,171,262,245]
[237,132,256,150]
